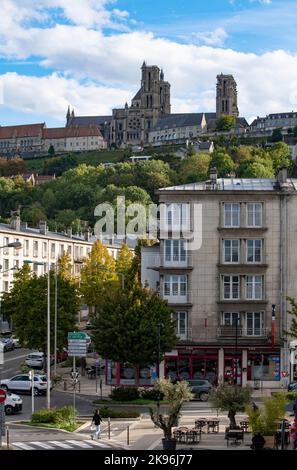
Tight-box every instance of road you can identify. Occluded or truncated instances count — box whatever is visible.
[0,347,32,378]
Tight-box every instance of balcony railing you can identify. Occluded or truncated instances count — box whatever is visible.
[161,291,192,304]
[217,326,269,338]
[176,329,193,341]
[160,254,193,268]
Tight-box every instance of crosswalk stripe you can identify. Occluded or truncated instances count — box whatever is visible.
[84,439,109,448]
[30,441,55,450]
[13,442,36,450]
[66,440,92,449]
[48,441,73,449]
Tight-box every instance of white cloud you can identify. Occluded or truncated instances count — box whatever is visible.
[0,0,297,126]
[190,28,228,47]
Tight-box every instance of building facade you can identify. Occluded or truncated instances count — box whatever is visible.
[141,169,297,388]
[148,113,207,145]
[0,123,45,157]
[0,217,122,324]
[250,112,297,135]
[111,63,171,148]
[42,126,107,153]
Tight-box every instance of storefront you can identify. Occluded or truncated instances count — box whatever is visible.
[106,361,157,386]
[164,349,219,384]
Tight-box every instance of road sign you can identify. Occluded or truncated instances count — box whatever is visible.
[0,389,6,404]
[68,332,87,357]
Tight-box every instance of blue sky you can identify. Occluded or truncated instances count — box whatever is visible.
[0,0,297,126]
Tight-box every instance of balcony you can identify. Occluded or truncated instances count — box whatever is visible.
[161,291,192,305]
[176,329,193,342]
[217,326,269,338]
[160,253,193,270]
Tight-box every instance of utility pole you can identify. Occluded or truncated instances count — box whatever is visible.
[234,316,238,385]
[54,264,58,377]
[47,263,51,409]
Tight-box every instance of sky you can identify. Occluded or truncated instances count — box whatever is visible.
[0,0,297,126]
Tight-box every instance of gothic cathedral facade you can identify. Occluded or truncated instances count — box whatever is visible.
[111,62,171,148]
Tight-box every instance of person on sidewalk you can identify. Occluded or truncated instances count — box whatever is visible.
[251,432,266,450]
[91,409,103,440]
[290,420,297,450]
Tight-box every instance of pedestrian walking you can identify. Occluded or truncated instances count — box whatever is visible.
[290,420,297,450]
[293,398,297,421]
[91,409,103,440]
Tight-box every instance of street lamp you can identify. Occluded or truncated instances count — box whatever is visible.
[0,242,22,250]
[234,315,239,386]
[24,260,51,409]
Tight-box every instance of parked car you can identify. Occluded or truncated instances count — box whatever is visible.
[0,337,15,352]
[288,381,297,392]
[0,374,51,396]
[11,337,22,349]
[25,352,45,369]
[187,379,212,401]
[3,390,23,415]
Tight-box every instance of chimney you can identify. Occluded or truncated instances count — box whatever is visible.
[67,227,73,239]
[84,230,91,242]
[209,167,218,185]
[277,166,288,186]
[39,220,48,235]
[10,216,21,231]
[20,221,28,231]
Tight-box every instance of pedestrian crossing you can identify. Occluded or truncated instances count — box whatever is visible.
[12,439,117,451]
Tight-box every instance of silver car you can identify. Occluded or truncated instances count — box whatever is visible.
[0,374,51,396]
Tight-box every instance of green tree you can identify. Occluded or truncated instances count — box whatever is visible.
[149,380,193,441]
[209,383,252,428]
[80,240,116,313]
[92,285,177,373]
[269,142,291,170]
[179,153,211,183]
[270,128,283,143]
[1,265,78,353]
[239,161,275,178]
[48,145,55,157]
[210,151,235,177]
[216,116,236,132]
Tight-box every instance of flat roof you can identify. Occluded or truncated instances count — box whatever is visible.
[159,178,297,192]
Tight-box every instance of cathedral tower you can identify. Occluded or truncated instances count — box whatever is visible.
[216,74,239,118]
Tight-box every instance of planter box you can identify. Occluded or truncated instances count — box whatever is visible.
[162,438,177,450]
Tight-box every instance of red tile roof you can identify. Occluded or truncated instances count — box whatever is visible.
[0,124,45,139]
[43,126,102,139]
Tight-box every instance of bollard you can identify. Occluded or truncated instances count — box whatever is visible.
[108,417,111,439]
[127,425,130,446]
[64,380,67,391]
[6,426,9,449]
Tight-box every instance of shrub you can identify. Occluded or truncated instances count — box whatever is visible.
[31,409,58,424]
[140,388,164,401]
[31,406,76,425]
[99,406,139,419]
[110,387,140,402]
[246,392,288,436]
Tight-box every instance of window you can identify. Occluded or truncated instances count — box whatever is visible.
[224,203,240,227]
[164,240,187,262]
[223,276,239,300]
[14,260,19,270]
[172,311,188,338]
[246,275,263,300]
[222,312,240,326]
[164,275,187,296]
[14,238,20,256]
[59,244,64,257]
[42,242,47,258]
[246,312,264,336]
[247,203,262,227]
[165,203,189,230]
[3,237,9,255]
[3,281,9,292]
[247,240,262,263]
[23,240,29,257]
[223,240,239,263]
[33,241,38,257]
[3,259,9,271]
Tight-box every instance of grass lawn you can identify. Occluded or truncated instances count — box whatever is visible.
[27,421,82,432]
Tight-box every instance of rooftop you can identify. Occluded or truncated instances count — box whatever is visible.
[153,113,205,131]
[159,178,297,192]
[0,123,45,139]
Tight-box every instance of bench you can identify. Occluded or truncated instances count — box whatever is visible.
[226,429,244,447]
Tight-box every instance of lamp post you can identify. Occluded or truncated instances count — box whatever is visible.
[234,316,239,386]
[54,264,58,377]
[157,322,163,409]
[24,260,51,409]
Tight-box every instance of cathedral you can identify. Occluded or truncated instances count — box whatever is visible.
[66,64,245,148]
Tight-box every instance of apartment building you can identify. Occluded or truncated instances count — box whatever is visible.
[142,168,297,388]
[0,217,121,321]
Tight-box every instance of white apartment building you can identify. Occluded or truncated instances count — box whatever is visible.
[141,168,297,388]
[0,217,121,323]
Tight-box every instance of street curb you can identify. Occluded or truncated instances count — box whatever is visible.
[7,422,83,433]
